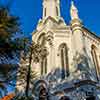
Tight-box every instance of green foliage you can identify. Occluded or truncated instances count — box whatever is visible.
[0,5,31,98]
[0,6,30,55]
[0,7,20,42]
[0,4,33,98]
[0,6,20,57]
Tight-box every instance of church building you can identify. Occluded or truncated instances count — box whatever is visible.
[16,0,100,100]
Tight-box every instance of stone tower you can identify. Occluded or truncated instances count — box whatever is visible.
[43,0,60,18]
[16,0,100,99]
[32,0,73,77]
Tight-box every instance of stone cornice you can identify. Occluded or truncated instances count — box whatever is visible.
[83,26,100,43]
[38,16,66,26]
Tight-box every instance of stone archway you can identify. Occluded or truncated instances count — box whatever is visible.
[34,80,49,100]
[60,96,70,100]
[39,85,49,100]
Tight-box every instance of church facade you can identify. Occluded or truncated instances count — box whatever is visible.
[16,0,100,100]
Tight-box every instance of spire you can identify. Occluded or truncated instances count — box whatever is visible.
[70,1,79,20]
[43,0,60,19]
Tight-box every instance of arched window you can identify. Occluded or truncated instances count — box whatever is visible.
[91,45,100,81]
[38,33,47,75]
[44,8,46,17]
[41,57,47,75]
[38,33,46,46]
[56,6,58,16]
[59,43,69,79]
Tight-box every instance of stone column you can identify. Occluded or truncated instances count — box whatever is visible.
[70,1,90,79]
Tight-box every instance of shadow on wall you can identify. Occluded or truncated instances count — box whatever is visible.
[59,96,70,100]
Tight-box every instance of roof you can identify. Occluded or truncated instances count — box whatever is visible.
[83,26,100,41]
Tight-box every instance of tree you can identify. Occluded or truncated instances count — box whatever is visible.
[0,6,20,41]
[16,42,38,97]
[14,42,48,99]
[0,5,24,97]
[0,64,18,97]
[0,5,21,62]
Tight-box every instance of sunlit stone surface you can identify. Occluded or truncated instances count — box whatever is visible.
[16,0,100,99]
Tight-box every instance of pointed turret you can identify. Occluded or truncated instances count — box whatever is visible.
[43,0,60,19]
[70,1,79,20]
[70,1,87,73]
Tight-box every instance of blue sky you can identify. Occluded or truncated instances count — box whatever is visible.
[1,0,100,36]
[0,0,100,94]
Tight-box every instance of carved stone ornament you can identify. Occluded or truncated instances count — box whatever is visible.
[31,42,49,63]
